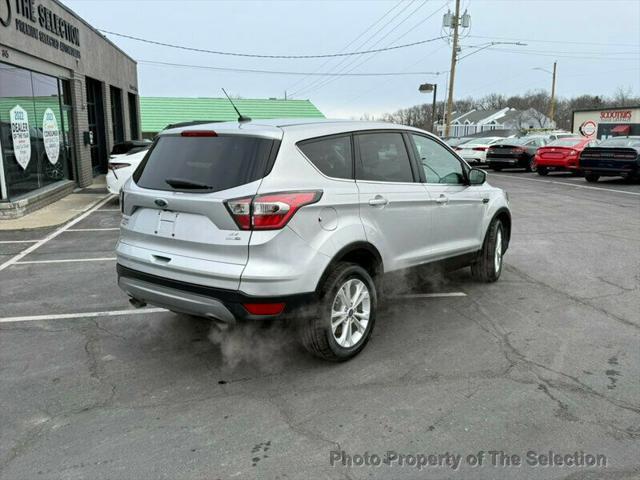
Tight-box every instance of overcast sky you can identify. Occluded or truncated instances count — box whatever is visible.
[63,0,640,118]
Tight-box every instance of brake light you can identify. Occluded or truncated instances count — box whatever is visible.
[454,146,463,151]
[108,162,130,170]
[243,303,286,315]
[181,130,217,137]
[225,191,322,231]
[472,146,488,151]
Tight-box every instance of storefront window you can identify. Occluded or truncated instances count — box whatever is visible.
[0,63,72,201]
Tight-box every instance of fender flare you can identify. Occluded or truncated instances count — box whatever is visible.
[314,241,383,293]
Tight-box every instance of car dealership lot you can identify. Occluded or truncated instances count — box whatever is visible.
[0,175,639,480]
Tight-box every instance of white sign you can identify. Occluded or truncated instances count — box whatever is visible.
[42,108,61,165]
[10,105,31,170]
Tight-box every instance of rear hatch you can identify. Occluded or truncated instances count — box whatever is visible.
[118,129,280,290]
[580,147,638,170]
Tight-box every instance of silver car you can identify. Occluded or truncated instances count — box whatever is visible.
[117,119,511,361]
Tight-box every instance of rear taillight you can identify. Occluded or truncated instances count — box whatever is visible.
[108,162,130,170]
[567,149,578,156]
[454,146,462,151]
[181,130,217,137]
[225,191,322,231]
[472,146,488,151]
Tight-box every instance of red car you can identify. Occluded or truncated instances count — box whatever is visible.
[534,137,598,176]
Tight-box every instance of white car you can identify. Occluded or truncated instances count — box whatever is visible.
[455,137,506,164]
[106,149,148,195]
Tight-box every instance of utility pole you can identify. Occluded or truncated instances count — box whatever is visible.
[444,0,461,138]
[548,61,557,125]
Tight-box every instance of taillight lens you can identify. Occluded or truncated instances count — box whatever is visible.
[181,130,217,137]
[472,146,488,151]
[243,303,286,315]
[567,149,578,156]
[108,162,130,170]
[225,191,322,231]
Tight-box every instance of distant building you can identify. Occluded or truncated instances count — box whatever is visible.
[438,107,555,137]
[140,97,325,138]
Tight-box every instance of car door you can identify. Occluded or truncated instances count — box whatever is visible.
[409,133,485,258]
[354,131,433,272]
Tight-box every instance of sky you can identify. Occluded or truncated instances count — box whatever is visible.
[62,0,640,119]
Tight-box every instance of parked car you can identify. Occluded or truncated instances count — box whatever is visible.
[110,140,152,159]
[534,137,598,176]
[578,136,640,182]
[455,137,506,165]
[107,148,148,194]
[443,136,473,148]
[487,136,549,171]
[116,119,511,361]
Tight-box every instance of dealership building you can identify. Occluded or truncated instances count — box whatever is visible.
[0,0,139,218]
[572,106,640,139]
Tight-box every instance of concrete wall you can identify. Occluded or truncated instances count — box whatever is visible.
[0,0,139,190]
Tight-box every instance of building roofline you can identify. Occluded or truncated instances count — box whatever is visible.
[572,105,640,113]
[53,0,137,64]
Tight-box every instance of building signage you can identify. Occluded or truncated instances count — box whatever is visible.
[599,110,632,123]
[579,120,597,137]
[3,0,81,59]
[42,108,60,164]
[10,105,31,170]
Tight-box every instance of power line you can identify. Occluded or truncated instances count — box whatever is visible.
[137,60,443,77]
[99,28,445,59]
[293,0,447,98]
[285,0,406,93]
[466,34,640,48]
[290,0,422,97]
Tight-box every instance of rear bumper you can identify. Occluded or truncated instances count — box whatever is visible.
[117,264,317,322]
[487,157,526,168]
[579,162,639,176]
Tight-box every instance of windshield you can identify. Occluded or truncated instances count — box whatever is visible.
[598,137,640,148]
[547,138,583,147]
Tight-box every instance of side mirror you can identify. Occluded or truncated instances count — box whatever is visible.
[468,168,486,185]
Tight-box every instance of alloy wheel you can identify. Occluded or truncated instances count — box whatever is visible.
[331,278,370,348]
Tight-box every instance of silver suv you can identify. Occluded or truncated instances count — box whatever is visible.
[117,119,511,361]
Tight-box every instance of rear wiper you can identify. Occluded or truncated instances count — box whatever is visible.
[165,178,213,189]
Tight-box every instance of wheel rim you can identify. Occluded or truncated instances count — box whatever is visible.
[331,278,370,348]
[494,229,503,273]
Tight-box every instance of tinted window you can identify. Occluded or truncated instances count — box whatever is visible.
[134,134,274,192]
[411,134,465,184]
[298,135,352,179]
[356,133,414,182]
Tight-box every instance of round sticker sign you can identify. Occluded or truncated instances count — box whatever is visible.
[10,105,31,170]
[42,108,60,165]
[579,120,597,137]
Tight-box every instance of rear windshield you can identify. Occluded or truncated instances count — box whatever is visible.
[597,137,640,148]
[547,138,583,147]
[133,134,276,192]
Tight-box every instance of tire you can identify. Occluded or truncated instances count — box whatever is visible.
[470,218,505,283]
[585,173,600,183]
[537,167,548,176]
[299,262,377,361]
[525,159,536,172]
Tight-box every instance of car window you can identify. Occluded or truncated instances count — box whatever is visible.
[411,134,465,185]
[356,132,414,182]
[298,135,352,179]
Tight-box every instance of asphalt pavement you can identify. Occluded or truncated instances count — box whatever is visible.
[0,172,638,480]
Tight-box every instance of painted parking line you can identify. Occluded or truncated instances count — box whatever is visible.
[0,240,41,244]
[66,227,120,232]
[0,307,168,324]
[391,292,467,299]
[492,173,640,196]
[0,194,114,273]
[15,257,117,265]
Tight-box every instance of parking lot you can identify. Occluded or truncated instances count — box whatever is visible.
[0,173,639,479]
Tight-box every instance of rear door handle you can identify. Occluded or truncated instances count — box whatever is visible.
[369,196,389,206]
[435,194,449,205]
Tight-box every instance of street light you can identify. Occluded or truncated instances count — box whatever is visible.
[418,83,438,134]
[533,62,558,125]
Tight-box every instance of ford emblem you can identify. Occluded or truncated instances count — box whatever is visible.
[154,199,168,208]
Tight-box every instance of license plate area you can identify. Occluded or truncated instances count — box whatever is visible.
[156,210,179,237]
